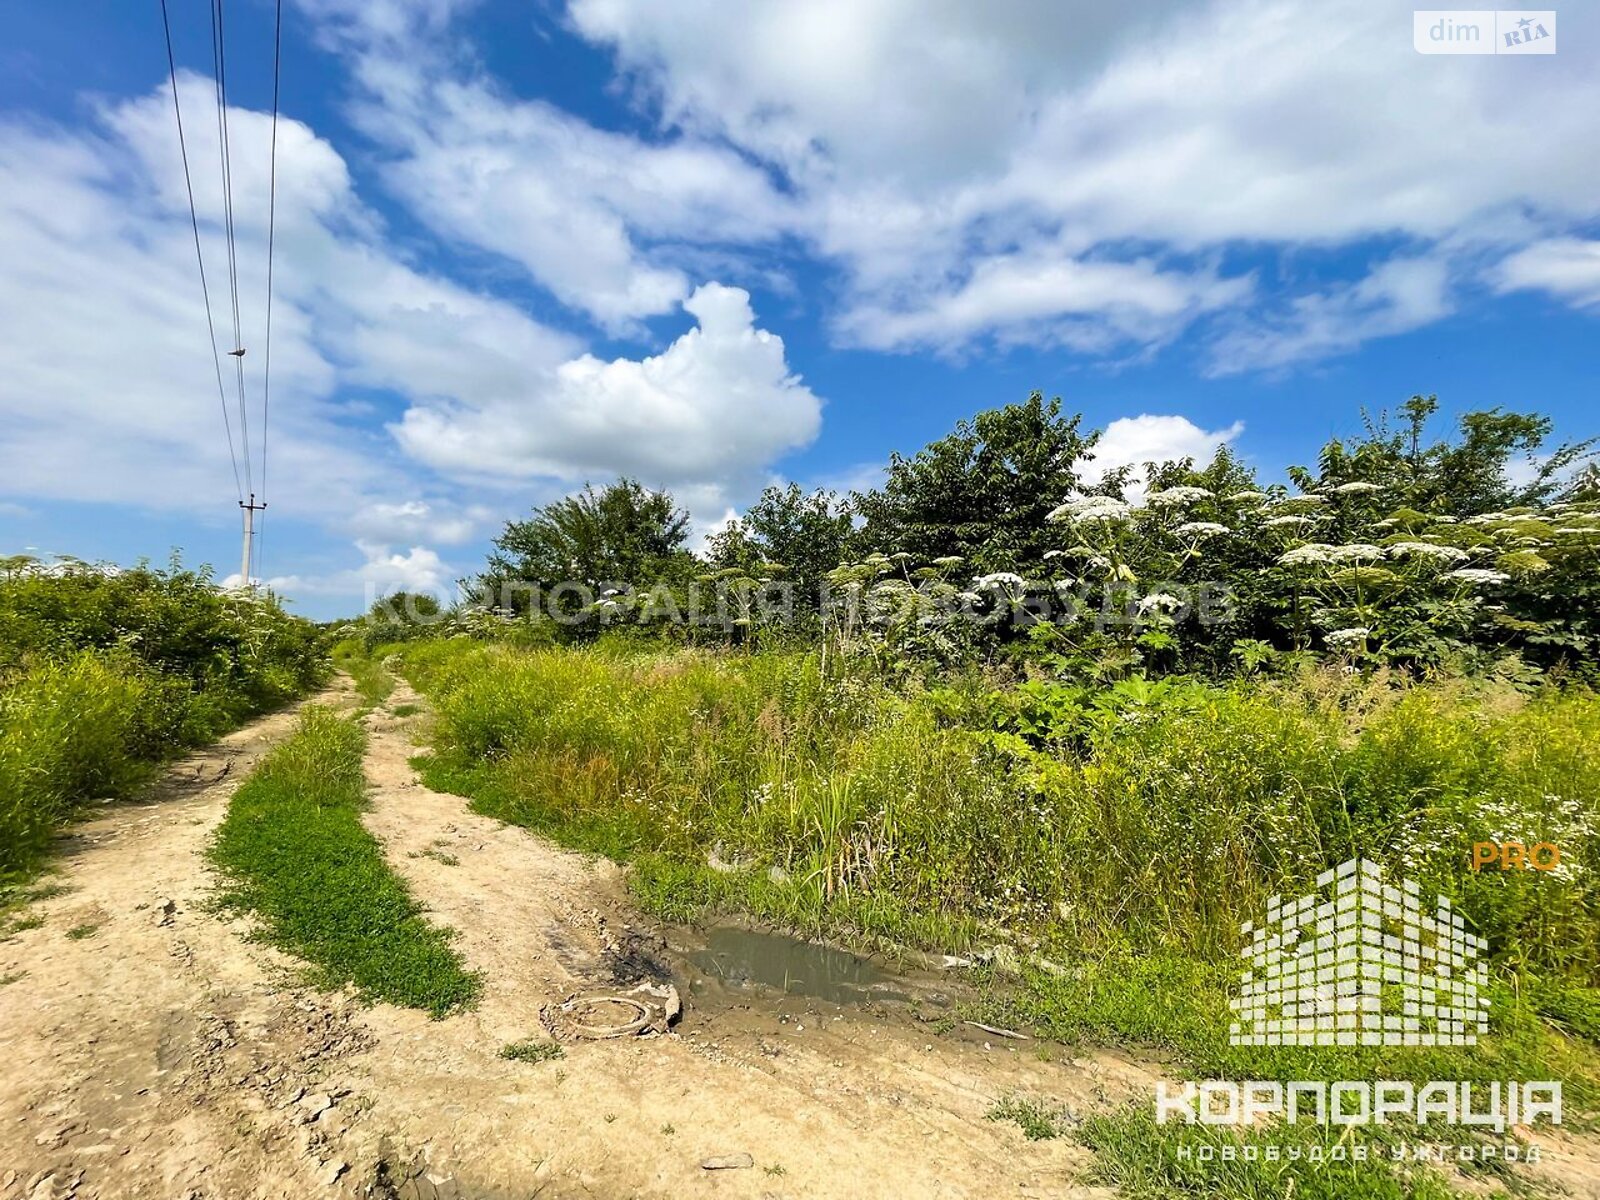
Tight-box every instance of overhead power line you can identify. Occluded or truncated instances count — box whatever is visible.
[161,0,287,587]
[258,0,284,582]
[209,0,252,498]
[158,0,243,503]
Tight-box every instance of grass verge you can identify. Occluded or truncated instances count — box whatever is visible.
[210,705,480,1017]
[1078,1108,1464,1200]
[971,952,1600,1117]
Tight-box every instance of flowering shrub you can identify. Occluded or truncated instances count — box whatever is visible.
[1018,479,1599,678]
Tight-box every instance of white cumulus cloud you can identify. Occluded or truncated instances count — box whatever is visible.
[393,283,822,505]
[1084,414,1246,490]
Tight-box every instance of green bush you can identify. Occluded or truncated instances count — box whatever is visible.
[0,558,326,709]
[0,558,328,879]
[0,652,160,869]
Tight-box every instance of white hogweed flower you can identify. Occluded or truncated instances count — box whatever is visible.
[1386,542,1469,563]
[1145,486,1214,506]
[1136,592,1184,613]
[972,572,1027,590]
[1326,543,1384,562]
[1325,627,1371,648]
[1278,543,1336,566]
[1047,496,1132,523]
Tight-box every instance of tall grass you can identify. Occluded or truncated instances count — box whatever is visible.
[402,640,996,943]
[989,678,1600,974]
[0,562,328,880]
[400,640,1600,988]
[210,706,480,1017]
[0,653,169,872]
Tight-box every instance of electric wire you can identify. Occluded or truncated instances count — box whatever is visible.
[209,0,253,497]
[258,0,284,584]
[159,0,243,502]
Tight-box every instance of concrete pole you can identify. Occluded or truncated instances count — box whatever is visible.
[239,494,266,589]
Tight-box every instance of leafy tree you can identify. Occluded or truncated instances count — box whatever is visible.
[854,392,1097,572]
[703,518,764,575]
[481,479,693,613]
[367,591,441,625]
[1290,394,1594,515]
[710,484,858,606]
[1565,462,1600,503]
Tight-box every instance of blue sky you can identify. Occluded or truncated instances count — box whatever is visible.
[2,0,1597,619]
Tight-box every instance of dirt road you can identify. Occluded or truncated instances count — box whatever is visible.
[0,675,1142,1199]
[3,673,1595,1199]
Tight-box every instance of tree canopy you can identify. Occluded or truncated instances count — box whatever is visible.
[482,479,692,610]
[853,392,1097,571]
[706,483,857,603]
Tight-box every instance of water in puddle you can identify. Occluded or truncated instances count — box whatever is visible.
[684,926,908,1006]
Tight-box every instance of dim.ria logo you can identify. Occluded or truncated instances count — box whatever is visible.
[1230,857,1489,1048]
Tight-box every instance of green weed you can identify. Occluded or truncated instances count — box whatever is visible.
[0,560,327,879]
[499,1039,564,1064]
[414,844,459,867]
[986,1094,1075,1140]
[0,913,44,939]
[332,640,394,709]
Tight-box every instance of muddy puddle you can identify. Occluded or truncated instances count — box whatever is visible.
[675,925,924,1008]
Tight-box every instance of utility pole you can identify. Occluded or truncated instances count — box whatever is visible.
[239,493,267,590]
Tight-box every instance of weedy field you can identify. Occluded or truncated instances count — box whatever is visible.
[381,636,1600,1198]
[397,640,1600,977]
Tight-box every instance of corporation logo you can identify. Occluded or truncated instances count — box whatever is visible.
[1229,858,1490,1049]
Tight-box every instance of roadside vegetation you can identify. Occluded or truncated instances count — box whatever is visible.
[0,557,327,881]
[209,705,479,1018]
[356,392,1597,1197]
[405,643,1599,975]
